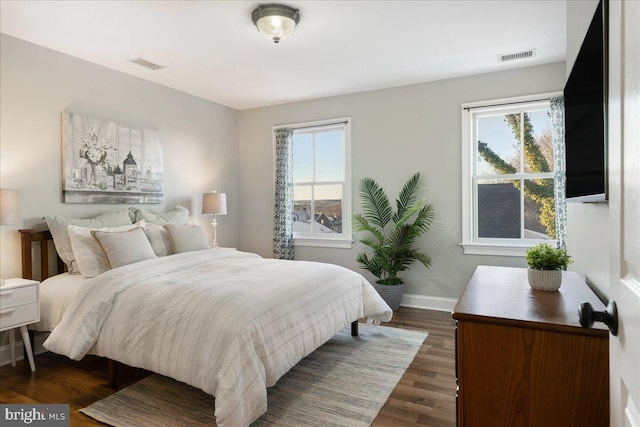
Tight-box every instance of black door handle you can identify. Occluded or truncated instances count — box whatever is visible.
[579,301,618,336]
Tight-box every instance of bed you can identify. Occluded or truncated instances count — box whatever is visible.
[20,228,392,427]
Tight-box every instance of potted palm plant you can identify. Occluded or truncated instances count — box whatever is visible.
[526,243,573,291]
[353,172,435,310]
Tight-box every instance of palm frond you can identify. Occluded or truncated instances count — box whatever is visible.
[388,223,412,248]
[353,214,384,245]
[359,237,381,250]
[394,200,422,229]
[393,172,422,222]
[356,252,385,278]
[413,251,432,269]
[403,204,435,243]
[359,177,392,229]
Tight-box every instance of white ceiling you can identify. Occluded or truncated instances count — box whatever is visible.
[0,1,566,110]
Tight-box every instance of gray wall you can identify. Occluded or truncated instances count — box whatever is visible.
[566,0,600,75]
[565,0,610,298]
[238,62,567,300]
[0,34,241,281]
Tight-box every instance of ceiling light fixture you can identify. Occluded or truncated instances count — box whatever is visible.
[251,4,300,44]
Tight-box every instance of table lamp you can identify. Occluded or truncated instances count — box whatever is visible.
[202,191,227,248]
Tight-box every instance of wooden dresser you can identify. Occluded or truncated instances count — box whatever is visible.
[452,266,609,426]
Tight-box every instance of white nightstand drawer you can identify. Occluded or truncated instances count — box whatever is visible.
[0,302,39,330]
[0,286,38,309]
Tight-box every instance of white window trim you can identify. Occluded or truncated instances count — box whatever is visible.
[460,92,562,256]
[273,117,352,249]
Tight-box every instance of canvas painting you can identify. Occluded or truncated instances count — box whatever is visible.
[62,112,163,203]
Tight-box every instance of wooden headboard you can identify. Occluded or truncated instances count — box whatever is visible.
[19,229,65,281]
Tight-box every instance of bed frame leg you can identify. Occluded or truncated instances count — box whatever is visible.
[351,320,358,337]
[108,359,118,389]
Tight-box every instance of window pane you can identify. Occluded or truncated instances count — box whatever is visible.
[477,180,521,238]
[315,130,344,182]
[524,178,555,240]
[293,133,313,183]
[477,115,520,175]
[293,185,312,234]
[524,110,554,173]
[313,184,342,234]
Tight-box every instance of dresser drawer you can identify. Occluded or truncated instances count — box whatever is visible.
[0,302,39,330]
[0,286,37,309]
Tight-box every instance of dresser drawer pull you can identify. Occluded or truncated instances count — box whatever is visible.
[0,291,15,296]
[0,309,15,315]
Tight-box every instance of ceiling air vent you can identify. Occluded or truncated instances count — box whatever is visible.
[499,49,536,63]
[128,57,167,71]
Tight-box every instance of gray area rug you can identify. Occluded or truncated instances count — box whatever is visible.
[81,325,428,426]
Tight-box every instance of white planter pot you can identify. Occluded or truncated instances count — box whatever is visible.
[527,268,562,291]
[372,281,405,310]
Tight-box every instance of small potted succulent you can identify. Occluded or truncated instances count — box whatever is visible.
[525,243,573,291]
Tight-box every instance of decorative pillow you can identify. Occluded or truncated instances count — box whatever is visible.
[91,227,156,269]
[45,209,133,273]
[144,223,175,257]
[132,205,190,226]
[68,221,146,278]
[164,224,210,253]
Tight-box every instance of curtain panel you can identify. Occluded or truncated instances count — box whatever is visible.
[273,128,295,260]
[550,97,567,250]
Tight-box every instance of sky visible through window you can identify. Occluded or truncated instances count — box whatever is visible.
[293,129,344,199]
[476,108,551,176]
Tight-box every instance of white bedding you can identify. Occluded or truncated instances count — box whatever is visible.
[31,273,87,332]
[44,249,392,427]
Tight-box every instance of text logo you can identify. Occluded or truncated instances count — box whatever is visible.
[1,405,69,426]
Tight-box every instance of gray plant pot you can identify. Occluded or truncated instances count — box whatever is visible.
[372,281,405,311]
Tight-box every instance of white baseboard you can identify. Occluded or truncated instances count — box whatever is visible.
[400,293,457,312]
[0,332,49,367]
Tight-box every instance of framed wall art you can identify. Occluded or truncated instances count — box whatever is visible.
[62,112,163,203]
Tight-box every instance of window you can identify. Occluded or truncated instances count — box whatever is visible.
[461,93,561,256]
[281,118,351,248]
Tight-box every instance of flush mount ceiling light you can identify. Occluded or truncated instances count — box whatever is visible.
[251,4,300,44]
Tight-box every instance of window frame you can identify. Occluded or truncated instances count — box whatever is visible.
[274,117,352,249]
[460,92,562,257]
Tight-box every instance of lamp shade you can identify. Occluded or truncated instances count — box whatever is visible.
[0,188,19,225]
[202,192,227,215]
[251,4,300,43]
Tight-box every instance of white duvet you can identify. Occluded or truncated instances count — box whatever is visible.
[44,249,392,427]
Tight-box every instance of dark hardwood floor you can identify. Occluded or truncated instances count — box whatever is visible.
[0,308,456,426]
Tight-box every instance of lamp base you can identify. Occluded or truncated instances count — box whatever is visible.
[210,216,219,249]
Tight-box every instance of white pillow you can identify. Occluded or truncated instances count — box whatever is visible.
[68,221,146,278]
[144,223,175,257]
[132,205,190,225]
[45,209,133,273]
[164,224,210,253]
[91,227,157,269]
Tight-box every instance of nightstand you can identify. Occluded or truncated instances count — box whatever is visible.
[0,278,40,372]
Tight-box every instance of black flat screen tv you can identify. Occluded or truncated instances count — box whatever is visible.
[564,0,608,202]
